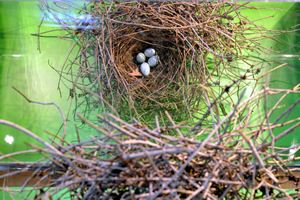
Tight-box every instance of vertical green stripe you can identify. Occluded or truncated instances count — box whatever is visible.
[270,4,300,157]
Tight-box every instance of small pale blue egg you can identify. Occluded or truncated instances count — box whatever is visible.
[148,55,159,67]
[140,62,150,76]
[144,48,156,57]
[136,53,146,63]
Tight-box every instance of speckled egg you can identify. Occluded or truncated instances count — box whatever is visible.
[144,48,156,58]
[136,53,146,63]
[148,55,159,67]
[140,62,150,76]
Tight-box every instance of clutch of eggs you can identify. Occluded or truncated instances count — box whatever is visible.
[136,47,159,76]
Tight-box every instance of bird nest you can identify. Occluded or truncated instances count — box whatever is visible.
[92,2,210,118]
[40,1,269,121]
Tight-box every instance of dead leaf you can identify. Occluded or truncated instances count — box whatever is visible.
[128,68,142,77]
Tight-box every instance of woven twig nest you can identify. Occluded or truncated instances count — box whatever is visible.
[88,2,243,119]
[42,1,270,122]
[92,2,211,117]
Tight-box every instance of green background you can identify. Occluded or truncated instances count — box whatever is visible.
[0,1,299,199]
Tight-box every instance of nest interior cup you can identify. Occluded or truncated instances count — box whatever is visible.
[114,29,182,92]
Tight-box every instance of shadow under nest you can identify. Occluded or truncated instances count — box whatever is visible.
[73,1,242,122]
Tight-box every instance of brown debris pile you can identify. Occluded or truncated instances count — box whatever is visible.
[1,85,299,199]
